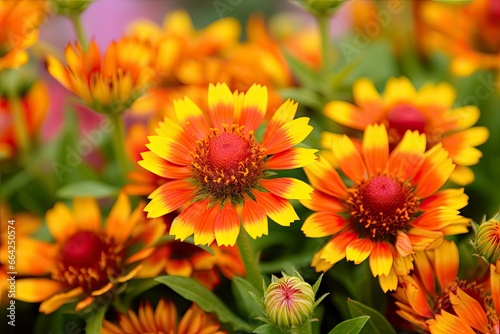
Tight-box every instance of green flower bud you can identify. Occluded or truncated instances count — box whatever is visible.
[294,0,346,16]
[471,213,500,269]
[264,273,316,329]
[50,0,94,16]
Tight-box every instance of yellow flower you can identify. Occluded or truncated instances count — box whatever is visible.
[102,300,226,334]
[324,77,489,185]
[15,193,164,314]
[0,0,50,70]
[46,38,154,114]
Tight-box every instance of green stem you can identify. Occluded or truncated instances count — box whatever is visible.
[237,229,263,291]
[70,14,88,49]
[10,95,29,163]
[289,322,312,334]
[108,113,130,183]
[316,13,332,97]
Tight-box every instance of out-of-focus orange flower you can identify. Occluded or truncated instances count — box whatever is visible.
[0,80,49,160]
[102,299,226,334]
[0,203,41,305]
[46,39,154,115]
[414,0,500,77]
[394,240,500,334]
[14,193,165,314]
[301,124,469,292]
[0,0,50,70]
[323,77,489,185]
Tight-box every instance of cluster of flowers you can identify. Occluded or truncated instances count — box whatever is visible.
[1,0,499,333]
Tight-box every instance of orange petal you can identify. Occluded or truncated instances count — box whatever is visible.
[214,202,240,246]
[412,144,454,198]
[16,279,65,303]
[208,83,234,128]
[304,157,348,199]
[301,212,347,238]
[378,271,398,292]
[491,264,500,316]
[434,239,459,289]
[39,287,84,314]
[406,227,444,252]
[419,188,468,211]
[260,177,313,200]
[387,130,425,180]
[318,230,358,265]
[138,151,192,179]
[46,202,77,243]
[174,97,209,139]
[324,101,377,130]
[75,296,95,311]
[400,276,433,317]
[194,203,219,246]
[449,288,489,333]
[441,127,489,166]
[72,197,101,232]
[332,134,366,183]
[427,310,475,334]
[299,189,344,213]
[413,251,436,294]
[383,77,417,105]
[165,259,194,277]
[262,99,297,144]
[241,197,268,239]
[240,84,268,132]
[395,231,413,257]
[369,241,393,277]
[411,207,465,232]
[353,78,385,116]
[262,117,312,155]
[46,55,72,91]
[253,191,299,226]
[146,134,193,166]
[103,192,131,240]
[362,124,389,176]
[345,238,374,265]
[144,180,197,218]
[170,199,210,241]
[267,147,318,170]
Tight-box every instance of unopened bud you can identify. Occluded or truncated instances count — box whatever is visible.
[471,213,500,271]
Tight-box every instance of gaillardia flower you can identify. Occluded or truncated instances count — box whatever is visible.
[46,38,154,114]
[394,240,500,333]
[301,124,470,292]
[15,193,164,314]
[323,77,489,185]
[471,212,500,273]
[0,0,50,70]
[140,83,316,246]
[102,300,225,334]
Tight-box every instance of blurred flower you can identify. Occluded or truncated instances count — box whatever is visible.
[0,79,49,160]
[264,273,316,329]
[0,203,41,305]
[102,299,225,334]
[414,0,500,77]
[0,0,50,70]
[394,240,500,333]
[15,193,165,314]
[135,212,245,290]
[140,83,316,246]
[323,77,489,185]
[46,38,154,115]
[471,212,500,273]
[301,124,469,292]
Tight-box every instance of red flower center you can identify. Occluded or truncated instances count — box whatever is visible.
[56,231,123,291]
[62,231,104,268]
[207,132,250,173]
[347,175,419,240]
[387,104,427,137]
[191,125,267,202]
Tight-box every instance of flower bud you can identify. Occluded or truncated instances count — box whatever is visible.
[264,273,315,329]
[471,213,500,271]
[295,0,346,16]
[50,0,94,16]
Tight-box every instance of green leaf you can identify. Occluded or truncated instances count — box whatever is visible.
[283,52,321,91]
[253,324,282,334]
[156,276,254,333]
[56,180,119,199]
[328,316,370,334]
[85,306,107,334]
[312,274,324,295]
[232,276,265,317]
[347,299,396,334]
[278,88,324,111]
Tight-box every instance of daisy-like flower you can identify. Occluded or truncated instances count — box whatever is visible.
[394,240,500,333]
[140,83,316,246]
[46,38,154,115]
[102,300,225,334]
[414,0,500,77]
[323,77,489,185]
[0,0,50,70]
[0,80,49,160]
[15,193,165,314]
[301,124,470,292]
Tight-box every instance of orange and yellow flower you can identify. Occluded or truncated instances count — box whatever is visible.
[102,299,226,334]
[0,0,50,70]
[140,83,316,246]
[394,240,500,333]
[46,38,154,114]
[0,80,49,160]
[323,77,489,185]
[301,124,469,292]
[414,0,500,77]
[15,193,165,314]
